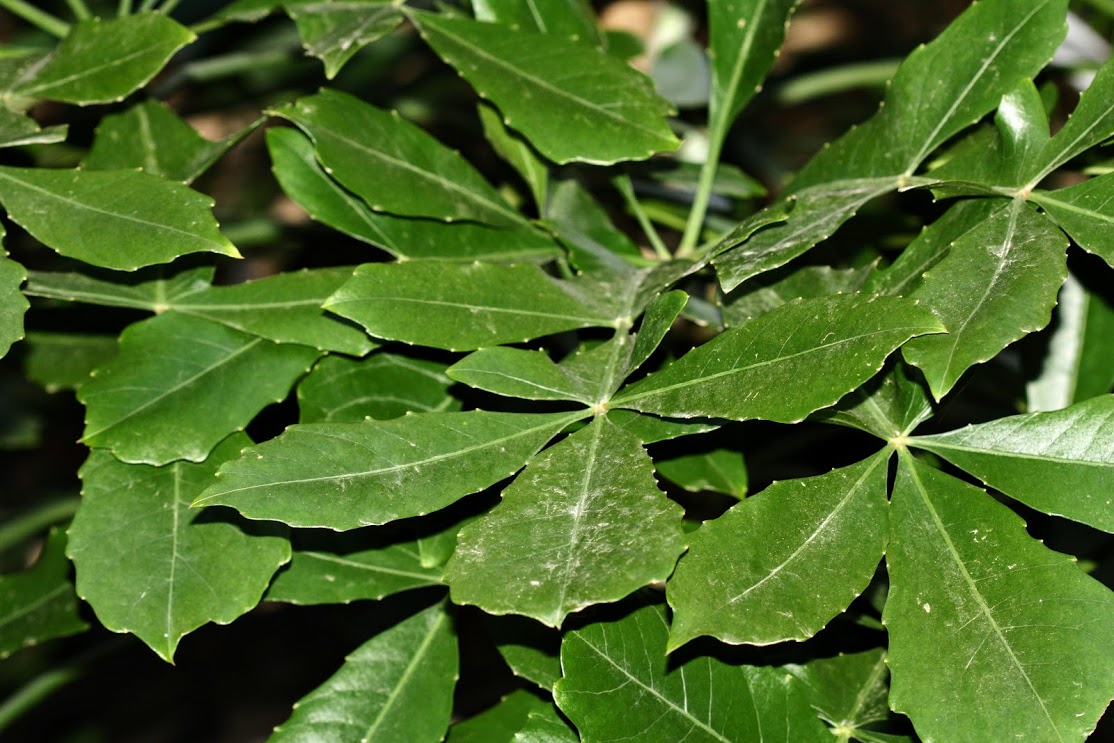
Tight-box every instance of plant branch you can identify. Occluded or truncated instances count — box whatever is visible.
[0,0,70,37]
[63,0,91,21]
[117,0,131,15]
[613,175,670,260]
[675,134,725,258]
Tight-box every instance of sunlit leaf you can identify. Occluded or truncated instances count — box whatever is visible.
[0,528,87,659]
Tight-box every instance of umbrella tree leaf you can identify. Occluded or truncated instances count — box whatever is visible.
[0,107,66,148]
[784,649,892,736]
[24,332,117,391]
[655,448,747,498]
[1031,173,1114,269]
[447,689,547,743]
[478,102,549,211]
[286,0,402,79]
[0,244,26,358]
[0,528,87,659]
[298,353,458,423]
[514,702,578,743]
[472,0,600,44]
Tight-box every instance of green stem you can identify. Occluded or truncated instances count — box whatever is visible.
[63,0,91,21]
[0,0,70,37]
[613,175,670,260]
[0,498,80,553]
[676,132,726,258]
[138,0,158,11]
[1083,0,1114,16]
[776,59,899,105]
[117,0,131,15]
[159,0,182,14]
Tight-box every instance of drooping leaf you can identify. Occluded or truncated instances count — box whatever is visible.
[78,313,320,465]
[667,451,889,649]
[445,416,685,627]
[23,332,117,392]
[411,11,679,165]
[447,689,547,743]
[0,528,87,659]
[514,701,578,743]
[298,353,458,423]
[286,0,402,79]
[478,102,548,211]
[902,199,1068,400]
[68,435,291,662]
[194,410,581,529]
[14,14,194,104]
[271,601,457,743]
[0,166,240,271]
[0,106,67,148]
[488,614,562,691]
[784,649,892,738]
[83,100,259,184]
[613,294,944,422]
[325,261,622,351]
[1032,172,1114,269]
[722,262,871,328]
[655,448,747,499]
[265,530,442,605]
[555,601,832,743]
[0,239,26,358]
[472,0,600,44]
[266,127,559,261]
[23,266,214,311]
[270,89,524,226]
[885,452,1114,743]
[909,395,1114,532]
[812,362,933,440]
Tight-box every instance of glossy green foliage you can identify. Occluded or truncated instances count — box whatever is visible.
[297,353,458,423]
[0,529,86,659]
[0,239,26,358]
[286,0,402,79]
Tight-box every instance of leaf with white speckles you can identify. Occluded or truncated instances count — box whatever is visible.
[298,353,459,423]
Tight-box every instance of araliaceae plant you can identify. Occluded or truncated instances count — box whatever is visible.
[0,0,1111,740]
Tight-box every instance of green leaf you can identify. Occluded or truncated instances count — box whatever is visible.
[447,689,546,743]
[555,601,832,743]
[448,347,595,404]
[722,262,871,328]
[544,177,644,273]
[613,294,945,423]
[472,0,600,44]
[0,166,240,271]
[0,528,87,659]
[667,451,888,649]
[194,410,581,529]
[78,313,320,465]
[488,614,562,690]
[606,410,719,445]
[83,100,259,184]
[325,261,622,351]
[902,199,1068,400]
[68,435,291,662]
[23,266,214,312]
[514,701,578,743]
[410,11,679,165]
[215,0,282,23]
[1031,172,1114,269]
[271,601,457,743]
[784,649,892,735]
[270,89,524,227]
[0,106,66,148]
[812,362,932,440]
[286,1,402,79]
[478,102,548,211]
[266,127,559,261]
[0,243,26,358]
[298,353,458,423]
[885,452,1114,743]
[15,14,195,105]
[655,448,747,498]
[23,332,117,392]
[1026,273,1114,410]
[625,289,687,376]
[265,529,442,605]
[908,395,1114,532]
[445,416,685,627]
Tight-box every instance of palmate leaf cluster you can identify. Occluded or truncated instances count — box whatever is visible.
[0,0,1111,741]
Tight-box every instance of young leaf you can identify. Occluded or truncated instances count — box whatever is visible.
[613,294,945,423]
[298,353,458,423]
[270,89,524,227]
[0,167,240,271]
[286,0,402,79]
[194,410,582,530]
[325,261,622,351]
[555,601,832,742]
[68,435,291,663]
[902,199,1068,400]
[266,127,559,261]
[655,448,747,499]
[0,106,66,148]
[445,416,685,627]
[667,451,889,649]
[24,333,117,392]
[0,528,87,659]
[447,689,547,743]
[410,11,679,165]
[1031,173,1114,269]
[885,452,1114,743]
[784,649,892,737]
[78,313,320,465]
[0,245,26,358]
[83,100,259,184]
[909,395,1114,532]
[14,14,194,104]
[270,601,457,743]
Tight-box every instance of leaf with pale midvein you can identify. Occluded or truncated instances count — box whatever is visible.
[325,261,622,351]
[667,451,888,649]
[270,601,456,743]
[1031,173,1114,268]
[410,11,679,165]
[448,347,594,404]
[472,0,600,44]
[722,262,871,328]
[902,199,1068,400]
[445,416,685,627]
[24,333,117,392]
[270,89,523,227]
[447,689,547,743]
[606,410,719,444]
[0,167,239,271]
[784,649,892,737]
[655,448,747,499]
[14,14,194,104]
[78,313,320,465]
[286,1,402,79]
[0,528,87,659]
[613,294,944,423]
[23,266,214,311]
[0,107,66,148]
[194,410,580,530]
[68,435,290,663]
[478,102,548,211]
[83,100,259,184]
[909,395,1114,532]
[0,236,26,358]
[885,452,1114,743]
[265,530,442,605]
[266,127,559,261]
[555,602,832,743]
[812,362,932,440]
[298,353,458,423]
